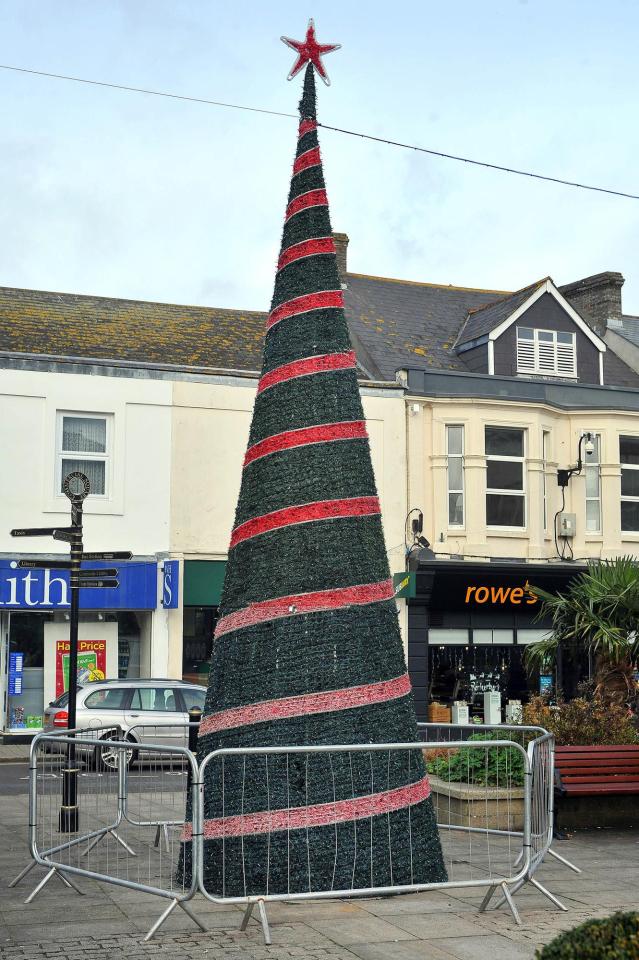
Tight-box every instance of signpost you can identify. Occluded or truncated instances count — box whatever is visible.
[10,472,132,833]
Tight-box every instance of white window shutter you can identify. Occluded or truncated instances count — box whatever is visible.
[517,338,535,372]
[537,339,556,373]
[556,340,576,375]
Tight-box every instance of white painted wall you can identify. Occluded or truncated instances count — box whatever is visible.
[0,368,172,556]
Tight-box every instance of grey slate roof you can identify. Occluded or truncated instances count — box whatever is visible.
[343,273,506,380]
[615,315,639,347]
[454,280,546,346]
[1,272,638,391]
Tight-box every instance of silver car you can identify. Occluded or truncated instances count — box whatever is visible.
[43,678,207,768]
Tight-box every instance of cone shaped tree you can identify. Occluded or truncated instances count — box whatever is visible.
[182,58,446,896]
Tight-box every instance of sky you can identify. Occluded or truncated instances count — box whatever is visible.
[0,0,638,315]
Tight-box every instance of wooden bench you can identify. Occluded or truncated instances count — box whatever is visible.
[554,744,639,832]
[555,744,639,797]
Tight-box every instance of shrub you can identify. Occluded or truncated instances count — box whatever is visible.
[536,912,639,959]
[426,732,525,787]
[524,694,638,746]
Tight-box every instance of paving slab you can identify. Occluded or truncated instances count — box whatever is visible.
[388,913,480,939]
[1,775,638,960]
[345,942,457,960]
[305,915,417,946]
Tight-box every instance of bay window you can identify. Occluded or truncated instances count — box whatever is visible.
[486,426,526,528]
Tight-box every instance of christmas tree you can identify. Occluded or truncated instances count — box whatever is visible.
[182,21,446,896]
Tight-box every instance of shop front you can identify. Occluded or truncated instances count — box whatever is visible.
[406,560,587,723]
[181,560,226,685]
[0,559,159,738]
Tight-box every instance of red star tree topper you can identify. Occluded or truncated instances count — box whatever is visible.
[281,18,341,86]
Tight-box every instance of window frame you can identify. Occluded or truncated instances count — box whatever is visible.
[542,430,550,532]
[446,424,465,528]
[584,432,602,534]
[516,326,577,378]
[56,411,112,500]
[485,425,527,530]
[620,435,639,534]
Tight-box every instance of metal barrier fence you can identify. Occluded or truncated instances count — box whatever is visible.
[418,721,581,916]
[14,727,206,940]
[198,739,532,939]
[11,723,579,944]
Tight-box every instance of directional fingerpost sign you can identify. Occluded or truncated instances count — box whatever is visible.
[78,569,118,579]
[83,551,132,561]
[9,469,132,835]
[17,559,74,570]
[78,579,119,589]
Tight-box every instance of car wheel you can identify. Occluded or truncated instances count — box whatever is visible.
[93,733,136,772]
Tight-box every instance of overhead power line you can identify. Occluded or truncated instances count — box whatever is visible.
[1,62,637,201]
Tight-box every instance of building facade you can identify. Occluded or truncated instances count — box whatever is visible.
[1,244,638,734]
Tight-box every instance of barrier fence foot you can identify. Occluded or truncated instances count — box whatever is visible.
[257,900,271,946]
[24,866,84,904]
[490,878,525,913]
[500,882,521,926]
[240,900,255,931]
[548,846,582,874]
[82,828,136,858]
[144,899,178,941]
[479,885,497,913]
[240,899,271,944]
[143,898,207,942]
[8,860,36,888]
[529,876,568,912]
[179,900,207,934]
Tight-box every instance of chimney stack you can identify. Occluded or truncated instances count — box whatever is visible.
[560,272,625,339]
[333,232,349,285]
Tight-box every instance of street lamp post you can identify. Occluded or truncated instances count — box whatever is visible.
[10,471,131,833]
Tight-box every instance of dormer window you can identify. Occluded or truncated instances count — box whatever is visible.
[516,326,576,378]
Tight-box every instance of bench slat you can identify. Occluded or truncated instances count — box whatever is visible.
[556,745,639,752]
[561,773,639,785]
[557,764,639,775]
[561,783,639,795]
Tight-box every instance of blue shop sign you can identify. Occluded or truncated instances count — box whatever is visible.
[0,560,157,610]
[162,560,179,609]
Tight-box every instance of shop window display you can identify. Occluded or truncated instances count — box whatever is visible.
[182,607,218,685]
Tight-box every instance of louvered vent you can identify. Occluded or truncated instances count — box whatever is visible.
[516,326,577,378]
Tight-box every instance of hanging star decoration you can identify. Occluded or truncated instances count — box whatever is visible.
[281,18,341,86]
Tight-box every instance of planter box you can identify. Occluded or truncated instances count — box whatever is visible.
[429,775,525,832]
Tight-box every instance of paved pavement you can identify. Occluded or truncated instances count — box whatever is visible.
[0,742,31,763]
[1,767,637,960]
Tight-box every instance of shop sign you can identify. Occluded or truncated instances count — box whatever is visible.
[8,652,24,695]
[0,560,157,610]
[393,572,416,599]
[55,639,107,698]
[464,582,538,606]
[162,560,180,609]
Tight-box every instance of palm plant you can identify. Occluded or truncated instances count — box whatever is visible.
[526,557,639,703]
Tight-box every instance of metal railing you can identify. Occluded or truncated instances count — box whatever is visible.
[13,727,206,940]
[417,722,581,915]
[11,722,579,945]
[198,738,532,939]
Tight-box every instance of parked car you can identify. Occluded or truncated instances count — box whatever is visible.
[43,678,207,769]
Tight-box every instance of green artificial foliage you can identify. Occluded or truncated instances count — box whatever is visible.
[536,912,639,959]
[426,733,526,787]
[179,63,446,897]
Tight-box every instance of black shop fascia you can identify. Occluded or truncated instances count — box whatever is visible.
[405,558,587,722]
